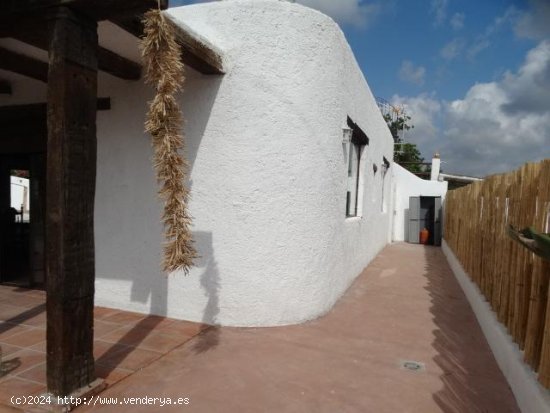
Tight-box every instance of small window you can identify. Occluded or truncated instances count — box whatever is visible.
[345,117,369,217]
[346,142,361,216]
[381,157,390,213]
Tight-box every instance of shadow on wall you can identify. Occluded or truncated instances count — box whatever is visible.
[190,231,220,353]
[96,231,221,377]
[96,70,223,317]
[423,247,519,412]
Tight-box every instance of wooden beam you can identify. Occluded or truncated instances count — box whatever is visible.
[46,6,98,396]
[0,98,110,125]
[0,48,49,83]
[10,29,141,80]
[113,13,225,75]
[97,46,141,80]
[1,0,167,22]
[167,15,225,75]
[0,79,12,94]
[110,15,143,38]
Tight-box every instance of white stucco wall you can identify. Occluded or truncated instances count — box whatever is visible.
[391,163,448,242]
[1,0,394,326]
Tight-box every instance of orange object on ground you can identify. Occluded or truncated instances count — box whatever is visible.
[420,228,429,244]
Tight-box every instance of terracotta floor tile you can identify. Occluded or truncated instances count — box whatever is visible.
[28,341,46,353]
[12,313,47,328]
[7,296,45,310]
[93,320,125,339]
[95,364,133,386]
[93,307,119,320]
[93,340,129,360]
[156,321,208,338]
[99,326,169,349]
[100,311,146,326]
[136,332,186,353]
[0,343,24,357]
[1,349,45,378]
[135,315,175,329]
[2,328,46,348]
[0,376,45,406]
[0,305,30,321]
[98,323,193,353]
[96,347,161,372]
[0,403,21,412]
[0,324,32,342]
[16,362,46,385]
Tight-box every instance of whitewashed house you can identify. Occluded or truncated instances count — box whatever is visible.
[96,0,394,326]
[0,0,446,327]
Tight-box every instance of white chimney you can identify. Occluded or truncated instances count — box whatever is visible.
[431,152,441,181]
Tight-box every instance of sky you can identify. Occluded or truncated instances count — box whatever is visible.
[171,0,550,177]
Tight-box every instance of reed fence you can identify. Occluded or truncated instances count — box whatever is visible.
[444,159,550,388]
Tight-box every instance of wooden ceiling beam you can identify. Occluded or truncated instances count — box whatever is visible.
[0,98,111,125]
[1,1,160,81]
[112,13,225,75]
[1,0,167,22]
[0,47,49,83]
[0,79,12,94]
[10,29,141,81]
[98,46,141,80]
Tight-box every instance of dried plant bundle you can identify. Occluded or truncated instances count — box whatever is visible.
[141,9,197,273]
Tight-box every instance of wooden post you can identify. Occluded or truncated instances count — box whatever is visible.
[46,6,98,396]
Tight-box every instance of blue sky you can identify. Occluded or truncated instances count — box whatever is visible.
[170,0,550,176]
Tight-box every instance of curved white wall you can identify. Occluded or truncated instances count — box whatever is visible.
[1,0,394,326]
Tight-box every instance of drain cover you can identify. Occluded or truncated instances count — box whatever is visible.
[400,360,425,372]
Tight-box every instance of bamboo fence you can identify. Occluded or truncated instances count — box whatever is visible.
[444,159,550,388]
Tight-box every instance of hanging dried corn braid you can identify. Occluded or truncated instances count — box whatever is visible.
[141,9,197,274]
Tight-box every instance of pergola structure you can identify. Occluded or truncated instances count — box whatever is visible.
[0,0,223,399]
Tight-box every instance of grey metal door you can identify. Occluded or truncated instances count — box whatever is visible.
[408,196,420,243]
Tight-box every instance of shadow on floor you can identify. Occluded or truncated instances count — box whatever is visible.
[0,303,45,335]
[423,245,518,413]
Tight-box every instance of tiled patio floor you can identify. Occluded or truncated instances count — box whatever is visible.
[1,244,521,412]
[0,287,207,412]
[79,243,519,413]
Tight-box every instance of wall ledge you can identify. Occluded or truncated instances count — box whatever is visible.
[442,240,550,413]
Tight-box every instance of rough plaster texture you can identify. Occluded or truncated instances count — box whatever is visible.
[391,163,448,242]
[443,241,550,413]
[0,0,394,326]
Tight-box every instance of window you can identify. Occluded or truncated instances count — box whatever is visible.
[381,157,390,213]
[346,142,361,216]
[345,117,369,217]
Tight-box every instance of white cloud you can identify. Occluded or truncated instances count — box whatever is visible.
[398,60,426,86]
[430,0,448,26]
[514,0,550,40]
[440,38,465,61]
[391,41,550,176]
[450,12,465,30]
[390,94,442,155]
[500,42,550,115]
[296,0,381,29]
[466,38,490,60]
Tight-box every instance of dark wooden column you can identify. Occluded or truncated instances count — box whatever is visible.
[46,7,98,396]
